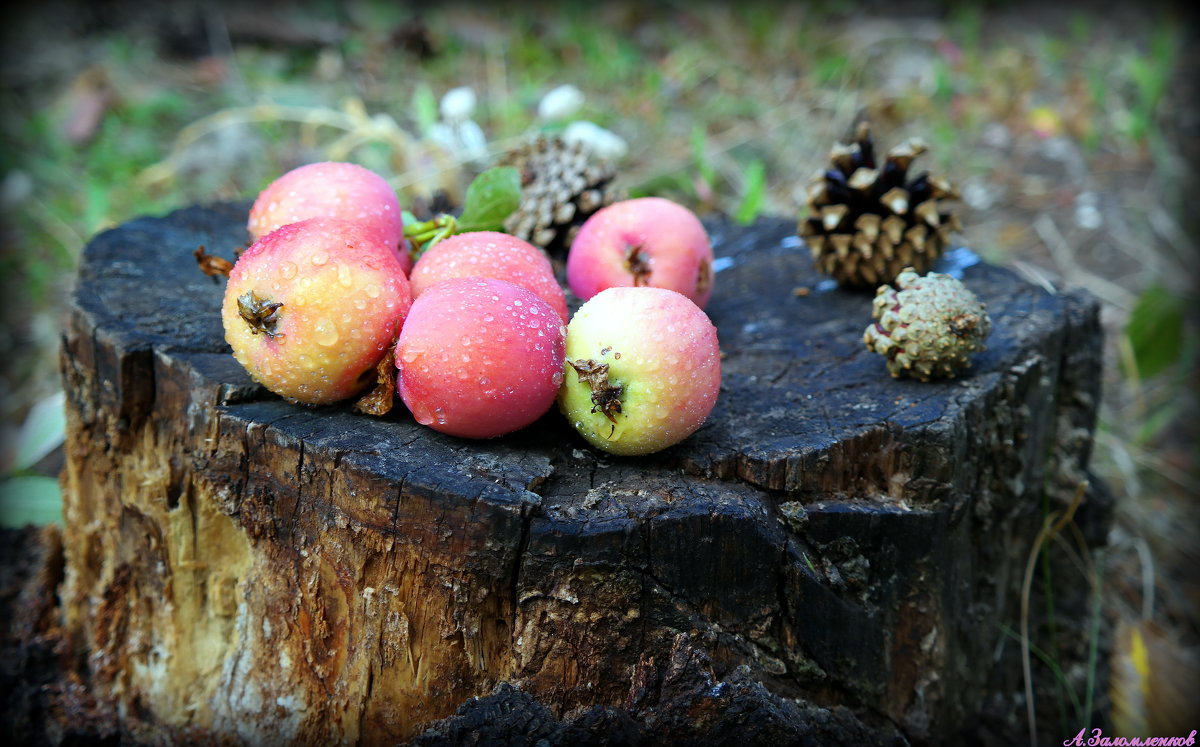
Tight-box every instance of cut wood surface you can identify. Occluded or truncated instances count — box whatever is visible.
[51,203,1110,744]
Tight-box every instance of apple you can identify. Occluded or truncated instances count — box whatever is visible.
[558,286,721,455]
[222,217,412,404]
[409,231,568,324]
[247,161,410,273]
[566,197,715,308]
[395,277,566,438]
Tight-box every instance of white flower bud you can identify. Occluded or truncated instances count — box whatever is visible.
[440,86,476,122]
[456,120,488,162]
[427,122,457,152]
[562,120,627,161]
[538,84,585,121]
[426,120,488,165]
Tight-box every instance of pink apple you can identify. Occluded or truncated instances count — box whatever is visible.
[558,286,721,455]
[395,277,566,438]
[222,217,412,405]
[247,161,410,273]
[409,231,568,324]
[566,197,715,308]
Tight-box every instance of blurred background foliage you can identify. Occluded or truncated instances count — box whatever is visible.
[0,0,1196,737]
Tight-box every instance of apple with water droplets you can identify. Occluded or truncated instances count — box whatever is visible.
[409,231,568,324]
[566,197,715,309]
[395,277,566,438]
[222,217,412,405]
[247,161,410,273]
[558,286,721,455]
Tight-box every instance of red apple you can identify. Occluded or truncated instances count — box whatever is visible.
[247,161,409,273]
[395,277,566,438]
[566,197,715,308]
[409,231,568,324]
[558,286,721,455]
[222,217,412,404]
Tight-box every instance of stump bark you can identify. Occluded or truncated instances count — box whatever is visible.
[53,203,1110,745]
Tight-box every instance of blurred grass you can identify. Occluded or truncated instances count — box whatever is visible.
[0,0,1196,736]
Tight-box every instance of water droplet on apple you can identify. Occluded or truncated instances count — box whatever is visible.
[337,262,353,287]
[411,402,434,425]
[366,284,381,298]
[311,250,329,266]
[314,318,339,346]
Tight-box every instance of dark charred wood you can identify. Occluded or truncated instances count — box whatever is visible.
[45,204,1110,744]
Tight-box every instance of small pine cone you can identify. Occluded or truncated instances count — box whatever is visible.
[798,122,963,289]
[501,136,620,256]
[863,268,991,381]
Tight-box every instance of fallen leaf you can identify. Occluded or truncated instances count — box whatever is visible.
[193,246,233,278]
[354,347,397,416]
[60,65,114,145]
[1111,620,1200,735]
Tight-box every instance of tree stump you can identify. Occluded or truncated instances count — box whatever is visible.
[55,204,1110,745]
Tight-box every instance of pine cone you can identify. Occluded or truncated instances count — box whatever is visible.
[798,122,963,289]
[501,136,619,255]
[862,268,991,381]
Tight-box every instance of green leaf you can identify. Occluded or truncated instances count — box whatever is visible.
[402,210,418,228]
[84,179,110,234]
[690,124,715,188]
[13,391,65,472]
[627,171,693,200]
[412,83,439,136]
[734,159,765,226]
[0,476,63,527]
[456,166,522,233]
[1125,284,1186,379]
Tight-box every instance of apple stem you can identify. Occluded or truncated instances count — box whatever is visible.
[623,243,652,286]
[696,257,713,295]
[237,291,284,337]
[404,214,460,262]
[568,358,624,423]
